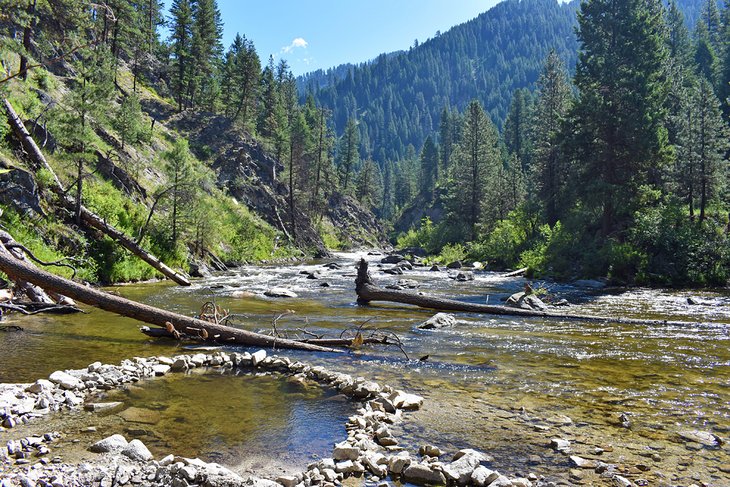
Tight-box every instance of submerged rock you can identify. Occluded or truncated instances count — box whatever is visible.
[677,430,722,447]
[264,288,298,298]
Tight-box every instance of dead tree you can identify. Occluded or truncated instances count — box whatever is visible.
[0,243,339,352]
[3,98,191,286]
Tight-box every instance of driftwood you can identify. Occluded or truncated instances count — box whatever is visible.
[2,98,191,287]
[355,259,703,327]
[0,245,340,353]
[0,230,62,304]
[503,267,528,277]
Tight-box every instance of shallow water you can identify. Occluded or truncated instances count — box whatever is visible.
[1,251,729,485]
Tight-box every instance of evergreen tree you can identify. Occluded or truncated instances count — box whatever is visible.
[503,88,533,172]
[115,93,144,150]
[258,56,279,138]
[164,139,195,248]
[169,0,193,111]
[356,160,382,208]
[446,100,500,240]
[532,50,573,226]
[666,0,693,65]
[338,118,360,192]
[190,0,223,109]
[419,135,439,199]
[64,45,115,225]
[676,77,729,221]
[572,0,670,237]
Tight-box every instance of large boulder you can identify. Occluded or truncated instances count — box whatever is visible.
[506,292,548,311]
[419,313,456,330]
[264,288,298,298]
[402,463,447,486]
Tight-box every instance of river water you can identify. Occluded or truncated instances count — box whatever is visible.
[1,251,728,486]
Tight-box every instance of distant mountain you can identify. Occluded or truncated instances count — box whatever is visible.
[300,0,581,163]
[299,0,708,164]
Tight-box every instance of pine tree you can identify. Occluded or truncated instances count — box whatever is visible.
[164,139,195,248]
[356,160,382,208]
[338,118,360,193]
[572,0,670,237]
[665,0,692,66]
[64,45,115,225]
[503,88,533,173]
[258,56,279,138]
[532,50,573,226]
[446,100,500,240]
[419,135,439,199]
[190,0,223,109]
[676,77,730,221]
[115,93,144,150]
[169,0,193,111]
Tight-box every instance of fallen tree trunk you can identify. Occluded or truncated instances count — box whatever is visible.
[3,98,191,287]
[0,245,340,352]
[355,259,702,327]
[503,267,528,277]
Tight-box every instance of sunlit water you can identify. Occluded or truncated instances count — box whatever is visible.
[1,251,728,485]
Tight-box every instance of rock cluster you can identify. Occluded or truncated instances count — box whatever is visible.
[0,350,545,487]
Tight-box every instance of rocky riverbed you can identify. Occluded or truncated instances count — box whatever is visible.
[1,251,728,487]
[0,350,567,487]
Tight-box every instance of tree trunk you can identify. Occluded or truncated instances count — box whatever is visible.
[0,245,340,353]
[354,259,701,327]
[3,98,191,286]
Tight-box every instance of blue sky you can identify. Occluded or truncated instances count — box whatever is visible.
[162,1,499,76]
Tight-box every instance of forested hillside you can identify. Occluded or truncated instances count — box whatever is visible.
[300,0,581,164]
[384,0,730,287]
[0,0,384,284]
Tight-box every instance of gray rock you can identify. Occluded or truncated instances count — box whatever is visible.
[446,261,462,269]
[152,364,171,376]
[388,453,411,475]
[122,439,153,461]
[506,292,548,311]
[389,391,424,410]
[333,441,360,461]
[454,271,474,281]
[26,379,55,394]
[570,455,597,469]
[381,255,405,264]
[419,445,442,457]
[486,476,512,487]
[89,434,128,453]
[171,358,189,372]
[444,449,491,484]
[264,288,298,298]
[84,401,124,411]
[276,476,299,487]
[48,371,84,390]
[677,430,722,447]
[550,438,571,453]
[251,350,267,367]
[402,463,447,485]
[471,466,499,487]
[419,313,456,330]
[612,475,632,487]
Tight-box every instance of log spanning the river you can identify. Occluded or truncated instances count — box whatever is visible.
[354,259,703,327]
[0,245,340,353]
[2,98,191,287]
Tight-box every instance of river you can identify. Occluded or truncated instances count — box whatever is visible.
[1,251,728,486]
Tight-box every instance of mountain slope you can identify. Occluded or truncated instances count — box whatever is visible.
[301,0,581,163]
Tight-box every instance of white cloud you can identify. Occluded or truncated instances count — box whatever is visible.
[281,37,308,54]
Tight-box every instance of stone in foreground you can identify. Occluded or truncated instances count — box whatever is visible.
[89,434,128,453]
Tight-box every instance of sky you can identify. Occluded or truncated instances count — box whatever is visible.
[162,1,499,76]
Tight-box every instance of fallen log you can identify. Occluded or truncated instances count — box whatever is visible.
[3,98,191,287]
[503,267,528,277]
[0,230,60,304]
[0,244,340,353]
[354,259,704,327]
